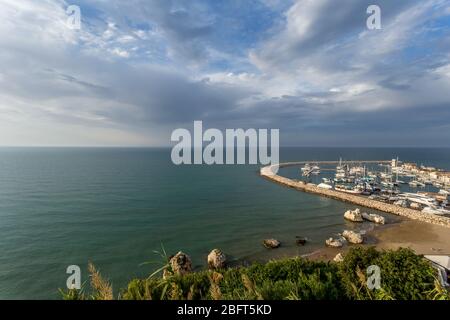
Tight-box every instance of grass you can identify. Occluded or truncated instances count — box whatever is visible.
[60,247,450,300]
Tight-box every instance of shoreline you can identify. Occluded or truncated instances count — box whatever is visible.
[260,162,450,262]
[306,217,450,262]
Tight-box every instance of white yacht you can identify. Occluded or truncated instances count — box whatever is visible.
[317,183,333,190]
[380,172,392,180]
[335,161,347,178]
[392,167,404,174]
[422,206,450,216]
[368,172,378,179]
[301,163,311,172]
[399,192,439,207]
[409,181,425,187]
[349,166,365,176]
[381,181,395,188]
[416,181,426,187]
[335,185,363,194]
[311,166,321,175]
[335,171,346,179]
[409,181,418,187]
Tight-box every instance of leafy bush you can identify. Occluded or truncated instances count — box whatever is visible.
[61,247,449,300]
[338,247,437,300]
[120,259,344,300]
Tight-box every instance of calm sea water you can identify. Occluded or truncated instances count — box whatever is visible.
[0,147,449,299]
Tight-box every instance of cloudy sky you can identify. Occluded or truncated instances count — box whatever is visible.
[0,0,449,147]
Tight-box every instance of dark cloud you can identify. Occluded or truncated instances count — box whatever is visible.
[252,0,417,71]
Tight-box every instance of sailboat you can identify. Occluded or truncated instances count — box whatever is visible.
[335,158,346,179]
[301,163,311,172]
[392,159,406,185]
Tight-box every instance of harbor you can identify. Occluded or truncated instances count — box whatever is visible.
[260,159,450,228]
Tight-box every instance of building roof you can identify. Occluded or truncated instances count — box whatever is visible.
[425,255,450,270]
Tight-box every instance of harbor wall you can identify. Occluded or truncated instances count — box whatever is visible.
[260,164,450,228]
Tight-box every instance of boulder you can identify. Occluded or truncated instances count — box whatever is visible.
[333,253,344,262]
[325,237,343,248]
[344,208,364,222]
[342,230,364,244]
[295,237,307,246]
[169,251,192,276]
[362,212,385,225]
[207,249,227,269]
[263,239,281,249]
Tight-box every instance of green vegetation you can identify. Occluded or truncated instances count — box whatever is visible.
[61,247,449,300]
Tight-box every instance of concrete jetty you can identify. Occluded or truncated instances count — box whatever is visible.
[260,163,450,228]
[266,160,392,167]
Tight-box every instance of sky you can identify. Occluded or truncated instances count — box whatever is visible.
[0,0,449,147]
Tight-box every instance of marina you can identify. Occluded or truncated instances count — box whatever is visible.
[261,159,450,228]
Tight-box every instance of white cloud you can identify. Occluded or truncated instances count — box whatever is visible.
[111,48,130,58]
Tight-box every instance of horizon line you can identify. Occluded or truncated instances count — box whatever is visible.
[0,145,449,149]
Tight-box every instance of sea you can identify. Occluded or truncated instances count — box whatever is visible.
[0,147,449,299]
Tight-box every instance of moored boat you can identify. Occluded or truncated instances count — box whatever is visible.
[335,185,363,194]
[317,183,333,190]
[422,206,450,216]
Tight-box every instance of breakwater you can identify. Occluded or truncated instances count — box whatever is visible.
[260,163,450,228]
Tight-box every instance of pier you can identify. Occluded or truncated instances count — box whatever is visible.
[260,162,450,228]
[267,160,392,167]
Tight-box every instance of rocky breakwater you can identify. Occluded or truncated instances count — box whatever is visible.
[260,164,450,229]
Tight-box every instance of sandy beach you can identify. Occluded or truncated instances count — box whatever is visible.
[372,219,450,254]
[307,218,450,261]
